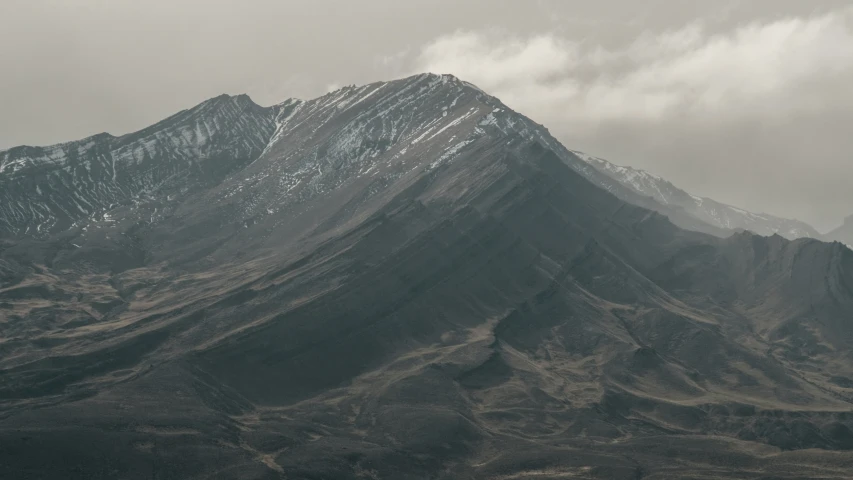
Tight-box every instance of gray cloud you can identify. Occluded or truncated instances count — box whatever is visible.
[409,9,853,127]
[405,7,853,231]
[2,0,852,230]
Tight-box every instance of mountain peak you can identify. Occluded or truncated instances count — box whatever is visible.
[208,72,524,221]
[184,93,263,115]
[825,213,853,246]
[0,92,278,236]
[203,92,255,103]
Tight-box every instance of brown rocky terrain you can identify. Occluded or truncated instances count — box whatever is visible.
[2,74,853,479]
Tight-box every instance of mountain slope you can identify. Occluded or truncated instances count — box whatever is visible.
[572,150,822,239]
[2,74,853,479]
[0,94,277,237]
[826,214,853,247]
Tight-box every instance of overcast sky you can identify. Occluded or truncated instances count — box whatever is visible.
[2,0,852,231]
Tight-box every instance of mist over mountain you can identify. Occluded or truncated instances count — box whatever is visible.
[2,74,853,479]
[569,151,824,240]
[827,214,853,247]
[567,150,853,249]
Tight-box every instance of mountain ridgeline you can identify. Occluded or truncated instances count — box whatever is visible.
[827,214,853,247]
[0,94,277,237]
[570,151,825,240]
[2,74,853,480]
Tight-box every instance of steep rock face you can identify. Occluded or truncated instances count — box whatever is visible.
[2,74,853,479]
[573,151,822,239]
[0,95,277,237]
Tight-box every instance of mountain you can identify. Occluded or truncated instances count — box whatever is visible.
[2,74,853,480]
[826,214,853,247]
[0,94,277,238]
[571,151,822,240]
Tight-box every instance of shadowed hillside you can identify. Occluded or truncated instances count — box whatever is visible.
[2,74,853,479]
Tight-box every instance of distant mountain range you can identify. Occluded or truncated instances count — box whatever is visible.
[827,214,853,246]
[2,74,853,479]
[570,150,826,240]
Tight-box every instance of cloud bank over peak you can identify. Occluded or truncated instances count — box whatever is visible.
[402,7,853,231]
[410,7,853,127]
